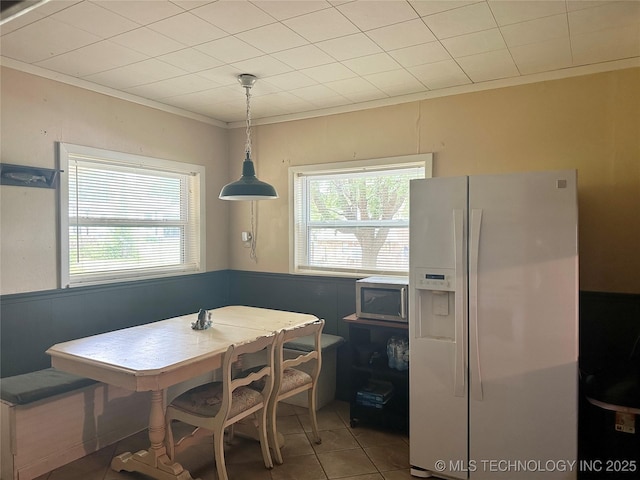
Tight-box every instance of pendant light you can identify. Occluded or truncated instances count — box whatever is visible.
[219,74,278,201]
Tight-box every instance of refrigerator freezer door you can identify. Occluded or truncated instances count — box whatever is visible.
[468,170,578,479]
[409,176,468,479]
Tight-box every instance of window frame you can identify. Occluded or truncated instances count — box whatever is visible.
[289,153,433,277]
[59,142,206,288]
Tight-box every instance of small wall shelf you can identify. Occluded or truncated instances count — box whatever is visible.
[0,163,61,189]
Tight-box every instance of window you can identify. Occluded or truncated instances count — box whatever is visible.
[290,154,432,276]
[59,143,205,287]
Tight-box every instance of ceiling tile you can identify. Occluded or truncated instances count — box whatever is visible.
[148,12,228,46]
[125,74,214,99]
[566,1,610,12]
[409,1,480,17]
[272,45,335,69]
[84,59,187,89]
[197,65,246,86]
[29,0,83,16]
[456,49,520,82]
[311,95,353,108]
[191,1,276,34]
[366,19,437,51]
[230,55,293,78]
[290,83,347,102]
[51,1,139,38]
[325,77,387,102]
[301,62,358,83]
[195,36,264,64]
[342,53,401,76]
[157,48,223,73]
[283,7,359,42]
[500,13,568,48]
[170,1,213,11]
[488,0,566,26]
[111,28,186,57]
[408,59,471,89]
[253,1,332,21]
[165,86,241,115]
[510,37,572,75]
[262,71,318,91]
[364,69,426,96]
[93,1,184,25]
[258,91,312,109]
[236,23,308,54]
[0,17,101,63]
[571,24,640,66]
[0,7,46,35]
[568,1,640,36]
[316,33,382,61]
[35,40,146,77]
[337,0,418,31]
[423,2,497,39]
[442,28,506,57]
[389,42,451,68]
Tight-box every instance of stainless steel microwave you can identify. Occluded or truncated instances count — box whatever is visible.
[356,276,409,323]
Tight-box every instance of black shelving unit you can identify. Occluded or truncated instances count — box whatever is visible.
[344,314,409,432]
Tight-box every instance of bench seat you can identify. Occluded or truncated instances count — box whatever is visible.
[0,368,97,405]
[282,333,344,410]
[1,369,150,480]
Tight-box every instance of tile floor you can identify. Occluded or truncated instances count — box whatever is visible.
[34,401,412,480]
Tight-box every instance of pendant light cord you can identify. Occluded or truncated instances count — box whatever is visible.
[245,85,252,157]
[246,81,257,262]
[250,201,257,262]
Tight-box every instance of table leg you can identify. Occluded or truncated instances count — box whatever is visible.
[111,390,199,480]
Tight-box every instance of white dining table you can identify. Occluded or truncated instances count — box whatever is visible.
[47,305,319,480]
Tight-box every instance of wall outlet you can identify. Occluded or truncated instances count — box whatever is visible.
[615,412,636,434]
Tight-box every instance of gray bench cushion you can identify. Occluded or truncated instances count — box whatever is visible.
[0,368,97,405]
[284,334,344,353]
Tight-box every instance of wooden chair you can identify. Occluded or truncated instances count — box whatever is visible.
[267,319,325,464]
[165,332,280,480]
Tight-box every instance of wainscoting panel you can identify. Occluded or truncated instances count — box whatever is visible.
[227,270,358,339]
[3,271,637,406]
[0,271,230,378]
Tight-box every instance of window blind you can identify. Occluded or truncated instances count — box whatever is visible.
[60,144,204,287]
[292,159,427,276]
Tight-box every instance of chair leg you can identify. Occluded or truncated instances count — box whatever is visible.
[267,398,284,465]
[213,430,228,480]
[257,410,274,469]
[307,388,321,444]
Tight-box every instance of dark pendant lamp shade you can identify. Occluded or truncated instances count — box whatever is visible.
[219,153,278,201]
[219,74,278,201]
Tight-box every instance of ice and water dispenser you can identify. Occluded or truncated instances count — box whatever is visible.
[413,267,457,341]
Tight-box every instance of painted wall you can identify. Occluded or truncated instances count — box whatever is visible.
[229,68,640,294]
[0,67,230,294]
[2,67,638,295]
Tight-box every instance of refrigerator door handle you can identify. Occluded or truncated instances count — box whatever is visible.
[470,208,484,401]
[453,209,465,397]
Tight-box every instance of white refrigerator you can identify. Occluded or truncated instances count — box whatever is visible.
[409,170,578,480]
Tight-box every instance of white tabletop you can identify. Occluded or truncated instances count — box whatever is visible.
[47,306,318,392]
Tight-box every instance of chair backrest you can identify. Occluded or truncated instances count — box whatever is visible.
[219,331,280,418]
[275,319,325,388]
